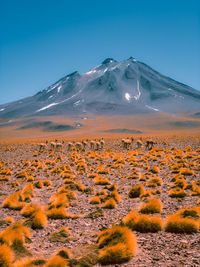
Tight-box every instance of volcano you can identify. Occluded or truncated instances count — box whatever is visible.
[0,57,200,119]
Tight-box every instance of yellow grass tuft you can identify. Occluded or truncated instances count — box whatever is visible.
[133,214,163,232]
[27,209,47,229]
[89,196,101,204]
[150,165,160,174]
[56,248,71,259]
[43,180,51,186]
[15,171,28,179]
[46,207,68,219]
[34,180,43,189]
[49,227,71,242]
[180,168,194,176]
[102,198,117,209]
[176,207,200,219]
[0,222,31,253]
[110,190,120,203]
[139,198,162,214]
[3,191,24,210]
[0,216,14,226]
[46,255,67,267]
[122,210,138,229]
[27,176,34,182]
[128,184,145,198]
[173,177,186,189]
[169,188,186,198]
[0,244,13,267]
[98,225,136,265]
[0,176,10,182]
[0,168,12,175]
[147,176,162,187]
[94,177,111,185]
[14,258,46,267]
[88,173,98,178]
[165,214,199,233]
[21,184,35,202]
[21,203,40,217]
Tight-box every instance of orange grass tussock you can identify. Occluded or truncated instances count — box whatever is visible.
[128,184,145,198]
[139,198,163,214]
[0,244,13,267]
[98,225,137,265]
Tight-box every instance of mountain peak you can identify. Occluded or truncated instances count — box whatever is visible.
[0,57,200,119]
[101,58,117,64]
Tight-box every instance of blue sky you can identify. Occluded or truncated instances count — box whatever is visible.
[0,0,200,104]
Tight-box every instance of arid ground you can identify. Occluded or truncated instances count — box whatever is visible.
[0,114,200,266]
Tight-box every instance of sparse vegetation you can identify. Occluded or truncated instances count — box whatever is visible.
[0,136,199,266]
[98,225,136,264]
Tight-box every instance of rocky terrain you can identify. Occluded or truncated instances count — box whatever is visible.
[0,135,199,266]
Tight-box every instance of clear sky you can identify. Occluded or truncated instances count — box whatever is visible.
[0,0,200,105]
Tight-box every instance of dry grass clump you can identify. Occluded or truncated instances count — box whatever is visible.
[0,217,14,226]
[176,207,200,219]
[133,215,163,232]
[0,176,10,182]
[56,248,71,259]
[3,191,24,210]
[122,210,138,229]
[48,192,69,209]
[49,227,71,242]
[128,184,145,198]
[0,244,13,267]
[191,185,200,196]
[110,190,120,203]
[34,180,43,189]
[146,177,162,187]
[46,206,78,220]
[89,196,101,205]
[65,182,85,192]
[43,180,51,186]
[150,166,160,174]
[180,168,194,176]
[61,172,75,179]
[45,255,68,267]
[27,176,34,182]
[165,214,199,233]
[0,168,12,175]
[102,198,117,209]
[46,207,68,219]
[97,225,136,265]
[94,176,111,185]
[128,170,140,179]
[88,173,98,178]
[21,184,35,201]
[97,166,108,174]
[123,209,163,232]
[169,188,186,198]
[21,203,40,217]
[140,190,155,199]
[0,222,31,253]
[139,198,162,214]
[172,177,187,189]
[26,209,47,229]
[14,258,46,267]
[15,171,28,179]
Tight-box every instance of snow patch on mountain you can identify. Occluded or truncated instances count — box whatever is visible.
[36,103,58,112]
[145,105,159,112]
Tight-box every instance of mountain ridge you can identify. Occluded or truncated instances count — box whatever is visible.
[0,57,199,119]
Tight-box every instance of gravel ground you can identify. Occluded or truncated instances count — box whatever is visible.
[0,135,199,266]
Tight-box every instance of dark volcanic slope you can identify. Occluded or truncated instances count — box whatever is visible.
[0,57,200,119]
